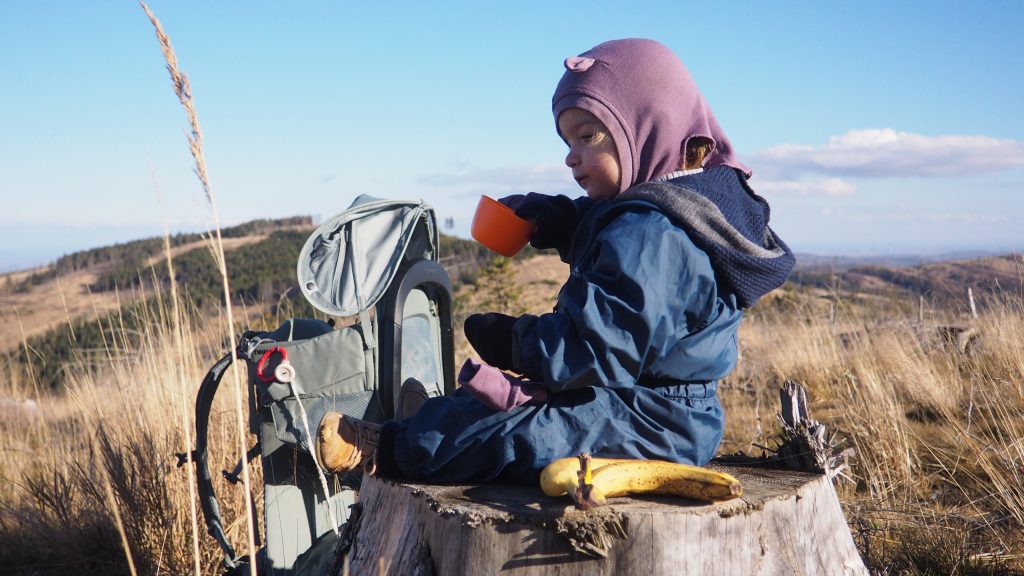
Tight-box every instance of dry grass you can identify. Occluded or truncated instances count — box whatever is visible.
[2,258,1023,574]
[720,287,1024,573]
[0,295,261,575]
[0,4,262,573]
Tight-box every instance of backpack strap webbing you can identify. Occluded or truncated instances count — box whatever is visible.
[191,350,244,569]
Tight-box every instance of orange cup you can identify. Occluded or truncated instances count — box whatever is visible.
[471,195,536,257]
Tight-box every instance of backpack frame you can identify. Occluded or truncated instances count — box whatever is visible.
[182,196,455,574]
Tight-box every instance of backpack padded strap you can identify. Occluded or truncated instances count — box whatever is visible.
[192,350,242,568]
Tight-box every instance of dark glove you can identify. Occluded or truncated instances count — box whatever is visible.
[498,194,527,211]
[463,313,517,371]
[498,193,578,254]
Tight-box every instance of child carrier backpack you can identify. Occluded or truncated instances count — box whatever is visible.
[182,195,456,575]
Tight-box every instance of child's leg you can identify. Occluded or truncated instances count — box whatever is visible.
[375,383,724,485]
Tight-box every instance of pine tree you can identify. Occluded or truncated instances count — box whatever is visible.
[473,257,526,316]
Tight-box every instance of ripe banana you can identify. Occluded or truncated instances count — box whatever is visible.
[540,453,742,510]
[540,454,632,497]
[587,460,742,502]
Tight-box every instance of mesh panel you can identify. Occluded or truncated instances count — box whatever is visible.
[281,391,375,453]
[400,288,444,396]
[402,314,439,386]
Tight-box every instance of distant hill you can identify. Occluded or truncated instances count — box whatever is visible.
[10,216,315,293]
[789,253,1023,307]
[792,250,1006,270]
[3,214,1019,392]
[0,215,533,391]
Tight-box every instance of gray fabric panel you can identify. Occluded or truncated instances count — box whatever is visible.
[297,195,438,317]
[261,429,355,571]
[255,325,371,402]
[252,324,377,450]
[620,183,787,259]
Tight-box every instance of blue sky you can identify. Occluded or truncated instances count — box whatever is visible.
[2,1,1022,271]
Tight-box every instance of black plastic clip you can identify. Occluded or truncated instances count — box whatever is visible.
[222,444,262,484]
[175,450,199,468]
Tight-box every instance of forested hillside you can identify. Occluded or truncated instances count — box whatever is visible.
[4,216,539,391]
[9,213,1018,392]
[12,217,313,293]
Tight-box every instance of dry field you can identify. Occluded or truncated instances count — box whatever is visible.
[1,253,1023,575]
[5,6,1016,572]
[0,236,270,354]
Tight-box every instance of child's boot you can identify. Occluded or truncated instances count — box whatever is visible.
[315,412,381,475]
[396,378,430,420]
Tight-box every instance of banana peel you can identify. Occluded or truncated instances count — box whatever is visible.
[540,453,742,510]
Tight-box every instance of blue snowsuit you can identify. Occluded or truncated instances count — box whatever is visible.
[380,167,793,485]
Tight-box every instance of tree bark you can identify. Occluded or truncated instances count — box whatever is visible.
[341,463,868,575]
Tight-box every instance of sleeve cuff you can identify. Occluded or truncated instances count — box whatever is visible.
[512,314,543,381]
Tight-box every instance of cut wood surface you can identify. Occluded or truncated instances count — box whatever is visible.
[342,463,868,576]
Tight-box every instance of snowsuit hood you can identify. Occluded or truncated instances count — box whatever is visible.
[618,167,795,309]
[552,38,751,193]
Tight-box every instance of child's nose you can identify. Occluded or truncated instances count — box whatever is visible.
[565,149,580,167]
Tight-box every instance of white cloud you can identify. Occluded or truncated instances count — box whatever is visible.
[924,212,1013,224]
[755,178,857,197]
[420,129,1024,203]
[844,210,1017,224]
[755,129,1024,178]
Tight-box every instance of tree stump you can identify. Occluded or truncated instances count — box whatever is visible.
[339,463,868,575]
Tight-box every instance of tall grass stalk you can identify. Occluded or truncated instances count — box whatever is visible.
[103,472,139,576]
[154,160,203,576]
[56,273,77,342]
[140,3,256,573]
[14,307,40,400]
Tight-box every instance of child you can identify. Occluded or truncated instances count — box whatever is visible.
[316,38,794,484]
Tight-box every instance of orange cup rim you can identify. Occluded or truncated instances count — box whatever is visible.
[471,195,535,256]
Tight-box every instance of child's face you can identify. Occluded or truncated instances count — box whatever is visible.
[558,108,621,200]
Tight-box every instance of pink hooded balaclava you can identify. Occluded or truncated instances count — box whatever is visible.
[552,38,751,193]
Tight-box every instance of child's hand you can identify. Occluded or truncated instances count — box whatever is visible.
[499,193,578,254]
[463,313,517,370]
[498,194,526,211]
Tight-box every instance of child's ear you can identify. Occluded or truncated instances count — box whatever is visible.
[678,141,692,170]
[682,137,714,170]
